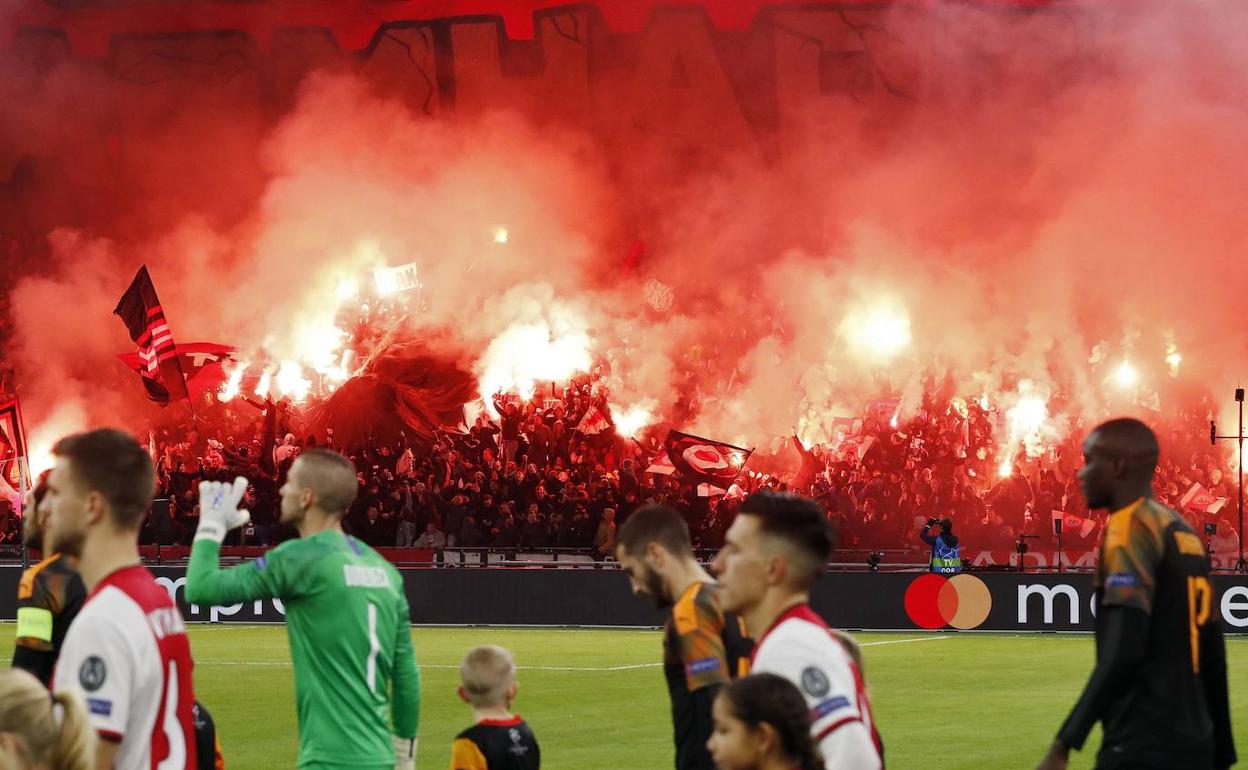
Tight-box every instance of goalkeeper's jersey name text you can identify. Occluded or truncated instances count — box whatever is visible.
[343,565,390,589]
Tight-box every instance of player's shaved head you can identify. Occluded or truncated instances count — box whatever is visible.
[1086,418,1160,474]
[460,645,516,708]
[1079,418,1161,511]
[291,449,358,515]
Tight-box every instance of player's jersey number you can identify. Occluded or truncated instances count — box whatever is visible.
[1187,576,1212,673]
[366,602,381,694]
[157,660,186,770]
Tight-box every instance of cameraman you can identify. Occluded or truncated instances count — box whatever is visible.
[920,517,962,574]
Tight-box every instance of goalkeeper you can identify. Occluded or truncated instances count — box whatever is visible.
[186,448,421,770]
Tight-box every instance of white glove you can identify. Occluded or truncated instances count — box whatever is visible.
[195,476,251,544]
[393,735,417,770]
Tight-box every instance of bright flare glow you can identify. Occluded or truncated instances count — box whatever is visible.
[478,309,593,403]
[1114,361,1139,388]
[998,458,1013,478]
[494,227,509,244]
[1165,344,1182,377]
[841,301,912,361]
[335,278,359,302]
[218,362,248,402]
[254,370,272,398]
[374,268,399,296]
[979,394,990,411]
[275,360,312,402]
[730,451,747,467]
[889,412,900,429]
[609,402,655,439]
[998,382,1051,468]
[27,404,87,479]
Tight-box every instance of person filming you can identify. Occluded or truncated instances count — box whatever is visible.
[919,518,961,574]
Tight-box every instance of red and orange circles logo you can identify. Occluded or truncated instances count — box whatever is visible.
[903,574,993,630]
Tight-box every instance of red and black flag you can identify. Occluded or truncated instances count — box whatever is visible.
[118,342,234,399]
[661,429,752,493]
[0,397,31,501]
[114,266,189,405]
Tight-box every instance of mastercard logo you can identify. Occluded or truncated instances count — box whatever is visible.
[904,574,992,630]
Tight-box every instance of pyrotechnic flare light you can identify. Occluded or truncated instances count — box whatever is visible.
[494,227,509,244]
[609,402,655,439]
[374,268,400,296]
[478,314,593,404]
[276,360,312,402]
[730,451,747,467]
[255,370,272,398]
[998,458,1013,478]
[841,302,912,360]
[889,412,900,430]
[1114,361,1139,388]
[218,362,248,402]
[335,278,359,302]
[1165,347,1182,377]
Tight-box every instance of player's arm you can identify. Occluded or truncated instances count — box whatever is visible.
[675,588,733,769]
[753,640,879,770]
[391,583,421,768]
[94,738,120,770]
[1045,516,1160,766]
[1199,616,1237,769]
[12,566,57,685]
[53,616,134,759]
[186,477,287,605]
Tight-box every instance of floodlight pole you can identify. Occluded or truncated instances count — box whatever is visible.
[1210,387,1248,574]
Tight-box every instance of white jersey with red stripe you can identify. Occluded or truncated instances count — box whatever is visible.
[53,565,198,770]
[750,604,883,770]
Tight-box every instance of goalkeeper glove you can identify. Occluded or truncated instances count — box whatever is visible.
[393,735,417,770]
[194,477,251,544]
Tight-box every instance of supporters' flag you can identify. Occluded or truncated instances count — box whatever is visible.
[662,430,752,492]
[576,405,611,436]
[1179,483,1227,517]
[114,266,189,404]
[646,450,676,475]
[1052,509,1096,539]
[830,416,861,439]
[0,398,30,495]
[119,342,234,398]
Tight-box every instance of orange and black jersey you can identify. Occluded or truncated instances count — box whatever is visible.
[12,552,86,686]
[664,582,753,770]
[450,717,540,770]
[1059,498,1236,769]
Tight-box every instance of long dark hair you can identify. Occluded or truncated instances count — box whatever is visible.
[719,674,822,770]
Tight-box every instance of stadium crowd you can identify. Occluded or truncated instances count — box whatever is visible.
[2,370,1240,566]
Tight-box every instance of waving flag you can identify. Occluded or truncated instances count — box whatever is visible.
[118,341,234,397]
[0,397,31,504]
[576,405,611,436]
[661,430,752,493]
[114,265,189,405]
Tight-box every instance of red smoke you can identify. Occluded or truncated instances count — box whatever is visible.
[3,1,1247,468]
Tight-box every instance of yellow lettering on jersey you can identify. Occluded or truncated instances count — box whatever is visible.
[1187,576,1212,673]
[1174,532,1204,557]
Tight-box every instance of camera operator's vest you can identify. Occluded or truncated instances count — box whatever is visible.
[930,537,962,574]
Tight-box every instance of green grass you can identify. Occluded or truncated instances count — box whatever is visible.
[3,625,1246,769]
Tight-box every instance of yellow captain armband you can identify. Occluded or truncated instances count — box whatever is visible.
[16,606,54,644]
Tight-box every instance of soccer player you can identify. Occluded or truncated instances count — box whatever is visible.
[44,428,200,770]
[616,504,753,770]
[712,492,882,770]
[1036,419,1236,770]
[451,645,540,769]
[185,448,421,770]
[12,470,87,686]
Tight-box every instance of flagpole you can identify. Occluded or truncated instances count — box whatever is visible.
[13,396,31,570]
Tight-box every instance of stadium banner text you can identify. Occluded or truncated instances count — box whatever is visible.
[1,567,1246,633]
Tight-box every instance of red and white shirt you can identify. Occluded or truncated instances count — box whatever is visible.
[751,604,883,770]
[53,565,198,770]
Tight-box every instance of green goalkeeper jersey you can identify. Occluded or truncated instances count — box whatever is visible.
[186,530,420,769]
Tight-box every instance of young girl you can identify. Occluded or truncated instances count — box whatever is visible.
[0,668,95,770]
[708,674,823,770]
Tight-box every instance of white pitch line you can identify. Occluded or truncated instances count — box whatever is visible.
[859,636,950,647]
[199,661,662,672]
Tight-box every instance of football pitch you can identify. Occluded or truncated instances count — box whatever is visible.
[3,625,1246,769]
